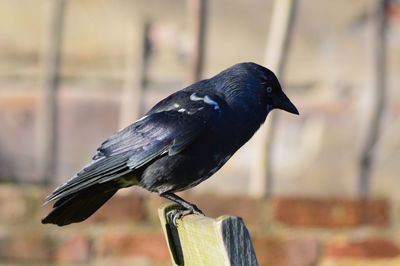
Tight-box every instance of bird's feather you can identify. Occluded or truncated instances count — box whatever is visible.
[42,181,119,226]
[44,107,219,204]
[42,62,298,226]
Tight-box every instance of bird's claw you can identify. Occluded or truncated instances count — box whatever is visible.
[170,206,205,227]
[171,209,190,226]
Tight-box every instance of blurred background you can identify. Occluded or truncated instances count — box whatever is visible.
[1,0,400,265]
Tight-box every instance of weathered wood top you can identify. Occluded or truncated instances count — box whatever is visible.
[158,203,258,266]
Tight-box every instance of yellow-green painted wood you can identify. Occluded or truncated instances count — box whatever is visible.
[158,203,258,266]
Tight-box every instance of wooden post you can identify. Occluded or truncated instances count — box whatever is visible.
[158,204,258,266]
[358,0,388,197]
[187,0,207,84]
[37,0,66,184]
[119,18,151,129]
[249,0,296,197]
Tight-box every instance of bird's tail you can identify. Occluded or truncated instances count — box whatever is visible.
[41,181,119,226]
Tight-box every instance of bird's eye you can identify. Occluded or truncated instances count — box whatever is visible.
[266,87,272,93]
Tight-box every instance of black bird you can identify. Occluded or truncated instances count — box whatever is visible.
[42,62,299,226]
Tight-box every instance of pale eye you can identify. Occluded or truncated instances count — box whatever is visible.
[266,87,272,93]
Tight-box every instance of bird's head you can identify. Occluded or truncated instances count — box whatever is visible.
[255,64,299,115]
[215,62,299,117]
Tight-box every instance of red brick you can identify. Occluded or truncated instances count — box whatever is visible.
[274,197,388,228]
[324,238,400,259]
[56,233,90,263]
[252,236,287,265]
[95,230,170,262]
[0,229,53,264]
[86,191,147,224]
[362,199,388,225]
[252,236,319,266]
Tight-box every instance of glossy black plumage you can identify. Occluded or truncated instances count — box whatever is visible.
[42,62,298,226]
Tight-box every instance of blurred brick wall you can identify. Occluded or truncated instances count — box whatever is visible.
[0,184,399,265]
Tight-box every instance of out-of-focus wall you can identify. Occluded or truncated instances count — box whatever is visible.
[0,0,399,200]
[1,184,399,265]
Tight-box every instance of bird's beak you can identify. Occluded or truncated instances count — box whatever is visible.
[274,90,299,115]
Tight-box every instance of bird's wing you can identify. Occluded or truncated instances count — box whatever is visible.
[44,107,219,204]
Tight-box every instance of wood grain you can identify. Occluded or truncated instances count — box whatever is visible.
[158,203,258,265]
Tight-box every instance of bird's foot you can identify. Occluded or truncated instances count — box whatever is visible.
[170,205,205,226]
[171,209,191,226]
[160,192,205,226]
